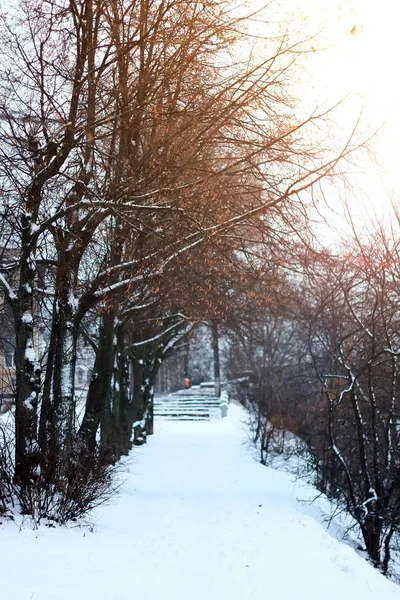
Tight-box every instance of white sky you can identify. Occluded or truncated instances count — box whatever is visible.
[241,0,400,242]
[279,0,400,242]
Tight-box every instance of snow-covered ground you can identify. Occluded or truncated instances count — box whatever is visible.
[1,402,400,599]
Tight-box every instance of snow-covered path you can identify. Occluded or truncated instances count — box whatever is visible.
[2,403,400,599]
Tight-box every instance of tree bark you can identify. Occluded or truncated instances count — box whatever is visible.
[14,208,41,485]
[362,516,382,568]
[211,319,221,397]
[79,310,116,451]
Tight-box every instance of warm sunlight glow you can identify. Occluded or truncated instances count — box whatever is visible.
[297,0,400,237]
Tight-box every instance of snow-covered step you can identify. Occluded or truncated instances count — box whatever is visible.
[156,415,211,421]
[155,408,211,414]
[154,407,213,419]
[154,406,211,411]
[154,398,220,406]
[154,390,227,421]
[154,400,219,406]
[154,404,219,410]
[160,416,209,421]
[154,398,220,403]
[157,403,221,408]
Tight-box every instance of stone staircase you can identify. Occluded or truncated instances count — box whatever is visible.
[154,386,228,421]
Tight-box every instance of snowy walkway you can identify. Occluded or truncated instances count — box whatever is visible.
[2,403,400,599]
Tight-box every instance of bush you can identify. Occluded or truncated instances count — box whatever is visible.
[0,423,120,525]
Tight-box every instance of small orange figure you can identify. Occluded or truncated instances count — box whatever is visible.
[184,377,191,389]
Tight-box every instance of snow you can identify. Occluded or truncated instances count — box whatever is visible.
[25,340,37,363]
[23,392,36,410]
[0,272,17,301]
[21,311,33,324]
[68,293,79,311]
[1,403,400,599]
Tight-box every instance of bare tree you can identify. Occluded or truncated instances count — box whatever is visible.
[0,0,365,519]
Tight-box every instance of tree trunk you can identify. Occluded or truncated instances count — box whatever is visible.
[79,310,116,451]
[129,346,162,444]
[101,326,131,462]
[183,332,190,378]
[14,213,41,486]
[130,356,146,445]
[211,319,221,397]
[38,255,79,476]
[362,516,382,568]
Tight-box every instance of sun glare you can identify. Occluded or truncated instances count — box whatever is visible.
[296,0,400,235]
[306,1,395,109]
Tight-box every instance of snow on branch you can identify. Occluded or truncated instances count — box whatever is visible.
[0,272,16,301]
[383,348,400,356]
[126,318,187,350]
[120,300,157,318]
